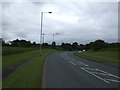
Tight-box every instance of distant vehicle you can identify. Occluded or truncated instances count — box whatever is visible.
[83,50,85,52]
[79,50,85,52]
[78,51,81,52]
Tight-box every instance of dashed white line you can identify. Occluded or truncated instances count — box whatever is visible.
[68,61,76,65]
[81,67,110,83]
[91,72,109,76]
[83,67,98,70]
[77,61,89,66]
[71,58,75,61]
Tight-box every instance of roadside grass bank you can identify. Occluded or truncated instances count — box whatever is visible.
[74,48,119,65]
[2,47,37,55]
[3,50,40,70]
[3,49,61,88]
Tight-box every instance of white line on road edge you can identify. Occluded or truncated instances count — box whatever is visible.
[105,79,120,83]
[77,61,89,66]
[68,61,76,65]
[81,67,110,83]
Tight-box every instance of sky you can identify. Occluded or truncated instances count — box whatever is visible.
[1,2,118,45]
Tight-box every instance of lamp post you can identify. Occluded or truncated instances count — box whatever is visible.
[42,33,45,44]
[53,33,58,42]
[40,12,52,55]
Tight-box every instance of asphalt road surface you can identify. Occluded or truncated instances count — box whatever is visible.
[42,51,119,88]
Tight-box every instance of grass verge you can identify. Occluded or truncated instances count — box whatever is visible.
[2,47,37,55]
[3,50,40,70]
[2,49,60,88]
[74,49,119,65]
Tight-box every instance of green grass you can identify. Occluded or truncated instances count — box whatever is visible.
[3,50,40,69]
[3,49,60,88]
[74,48,119,65]
[2,47,37,55]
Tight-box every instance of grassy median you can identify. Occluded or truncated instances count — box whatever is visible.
[3,48,61,88]
[74,48,119,65]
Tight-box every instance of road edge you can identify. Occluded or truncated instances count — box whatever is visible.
[41,55,48,88]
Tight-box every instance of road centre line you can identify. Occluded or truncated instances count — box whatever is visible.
[81,67,110,83]
[77,61,89,66]
[68,61,76,65]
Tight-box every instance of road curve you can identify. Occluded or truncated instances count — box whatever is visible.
[42,51,119,88]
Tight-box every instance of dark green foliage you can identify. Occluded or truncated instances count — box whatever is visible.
[2,38,120,51]
[10,39,32,47]
[92,40,108,51]
[72,42,79,50]
[84,40,119,51]
[79,44,84,51]
[52,42,56,49]
[42,43,50,48]
[61,43,74,51]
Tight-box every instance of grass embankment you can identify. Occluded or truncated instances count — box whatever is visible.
[3,47,39,70]
[2,47,36,55]
[74,48,119,65]
[3,48,60,88]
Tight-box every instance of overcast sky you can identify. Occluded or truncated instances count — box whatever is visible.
[1,2,118,44]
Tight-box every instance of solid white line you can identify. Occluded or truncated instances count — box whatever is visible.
[77,61,89,66]
[68,61,76,65]
[105,79,120,83]
[81,67,110,83]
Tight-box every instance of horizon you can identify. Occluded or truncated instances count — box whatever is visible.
[1,2,118,44]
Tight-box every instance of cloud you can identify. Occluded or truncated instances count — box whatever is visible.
[2,2,118,44]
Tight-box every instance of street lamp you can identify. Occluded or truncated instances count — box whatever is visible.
[53,33,58,42]
[40,12,52,55]
[42,33,45,44]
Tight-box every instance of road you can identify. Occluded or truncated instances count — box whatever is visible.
[42,51,119,88]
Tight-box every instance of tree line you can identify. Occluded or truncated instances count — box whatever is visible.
[2,39,120,51]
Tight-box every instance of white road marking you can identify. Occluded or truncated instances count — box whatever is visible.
[62,52,120,83]
[68,61,76,65]
[97,69,120,79]
[105,79,120,83]
[77,61,89,66]
[84,67,98,71]
[81,67,110,83]
[71,58,75,61]
[91,72,109,76]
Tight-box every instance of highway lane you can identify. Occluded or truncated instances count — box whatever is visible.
[42,51,119,88]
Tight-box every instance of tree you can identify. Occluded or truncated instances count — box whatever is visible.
[10,39,32,47]
[42,43,49,48]
[92,40,107,51]
[79,44,84,51]
[52,42,56,49]
[61,42,73,51]
[72,42,79,50]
